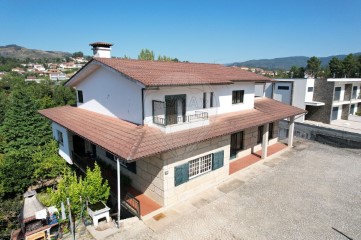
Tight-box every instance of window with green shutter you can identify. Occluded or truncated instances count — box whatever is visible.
[174,163,189,186]
[212,150,224,170]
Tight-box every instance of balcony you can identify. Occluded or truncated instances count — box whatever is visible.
[153,111,209,126]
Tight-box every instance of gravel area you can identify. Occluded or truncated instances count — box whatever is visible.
[106,138,361,240]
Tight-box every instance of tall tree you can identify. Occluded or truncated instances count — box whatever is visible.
[138,49,155,61]
[343,54,358,78]
[72,51,84,58]
[306,56,321,77]
[288,66,305,78]
[0,150,35,197]
[328,57,344,78]
[0,91,7,124]
[0,87,51,153]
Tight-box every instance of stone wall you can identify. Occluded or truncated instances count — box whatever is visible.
[306,79,334,124]
[341,104,350,120]
[161,135,230,206]
[279,120,361,148]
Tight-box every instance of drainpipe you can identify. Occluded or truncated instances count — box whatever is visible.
[116,158,121,228]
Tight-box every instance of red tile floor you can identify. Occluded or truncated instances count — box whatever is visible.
[126,187,161,217]
[229,143,287,175]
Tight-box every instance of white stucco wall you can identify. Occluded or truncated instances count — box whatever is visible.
[143,82,255,127]
[304,78,315,102]
[75,67,143,124]
[333,83,345,102]
[51,122,72,164]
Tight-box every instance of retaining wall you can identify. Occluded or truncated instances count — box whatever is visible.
[279,120,361,149]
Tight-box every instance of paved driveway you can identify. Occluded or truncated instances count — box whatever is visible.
[111,139,361,240]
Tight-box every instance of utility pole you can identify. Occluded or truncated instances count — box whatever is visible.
[67,198,75,240]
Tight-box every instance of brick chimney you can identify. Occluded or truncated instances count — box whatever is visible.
[89,42,113,58]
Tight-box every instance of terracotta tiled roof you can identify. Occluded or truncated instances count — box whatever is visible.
[39,98,305,161]
[66,58,271,87]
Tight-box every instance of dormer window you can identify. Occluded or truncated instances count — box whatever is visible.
[232,90,244,104]
[77,90,84,103]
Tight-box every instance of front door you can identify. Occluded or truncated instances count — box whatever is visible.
[331,107,338,120]
[73,135,85,156]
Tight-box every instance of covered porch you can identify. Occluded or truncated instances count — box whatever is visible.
[69,134,162,218]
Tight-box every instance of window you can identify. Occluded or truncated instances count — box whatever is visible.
[77,90,84,103]
[278,86,289,90]
[269,122,274,140]
[230,131,244,158]
[57,130,64,146]
[203,92,207,108]
[106,151,115,160]
[210,92,214,108]
[257,126,263,144]
[334,87,341,101]
[189,154,212,179]
[232,90,244,104]
[352,86,358,99]
[307,87,314,92]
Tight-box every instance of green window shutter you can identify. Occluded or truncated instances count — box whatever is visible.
[212,150,224,170]
[174,163,189,186]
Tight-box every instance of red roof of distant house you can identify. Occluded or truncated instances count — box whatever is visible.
[39,98,305,161]
[65,58,271,87]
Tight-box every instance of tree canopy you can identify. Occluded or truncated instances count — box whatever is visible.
[306,56,321,77]
[138,49,155,61]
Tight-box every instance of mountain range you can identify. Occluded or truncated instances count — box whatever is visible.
[0,44,71,60]
[1,44,360,71]
[228,53,361,70]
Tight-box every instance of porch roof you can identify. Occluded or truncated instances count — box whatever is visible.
[39,98,306,161]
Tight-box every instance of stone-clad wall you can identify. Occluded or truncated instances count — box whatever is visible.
[161,135,230,206]
[341,104,350,120]
[306,79,334,124]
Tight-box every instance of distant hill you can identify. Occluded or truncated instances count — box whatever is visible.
[228,53,361,70]
[0,44,71,60]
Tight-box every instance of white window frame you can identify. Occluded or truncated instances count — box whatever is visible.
[57,130,64,146]
[189,154,212,179]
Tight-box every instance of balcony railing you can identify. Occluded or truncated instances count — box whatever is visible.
[153,111,209,126]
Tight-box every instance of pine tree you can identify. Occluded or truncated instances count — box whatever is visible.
[0,87,51,153]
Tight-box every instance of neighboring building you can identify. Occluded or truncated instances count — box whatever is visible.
[39,42,304,215]
[257,78,361,123]
[11,191,58,240]
[256,78,324,122]
[46,69,67,81]
[25,76,42,83]
[59,62,78,70]
[307,78,361,123]
[11,67,25,74]
[33,64,46,72]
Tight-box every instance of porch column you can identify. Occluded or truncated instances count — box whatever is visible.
[116,158,121,228]
[288,116,295,147]
[261,123,269,159]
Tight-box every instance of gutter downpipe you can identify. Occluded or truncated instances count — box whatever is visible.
[116,157,121,228]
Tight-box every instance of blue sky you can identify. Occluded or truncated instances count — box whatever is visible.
[0,0,360,63]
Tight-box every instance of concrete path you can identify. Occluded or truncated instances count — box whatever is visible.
[102,138,361,239]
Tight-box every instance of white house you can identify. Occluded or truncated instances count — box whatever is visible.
[256,78,325,122]
[39,42,305,220]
